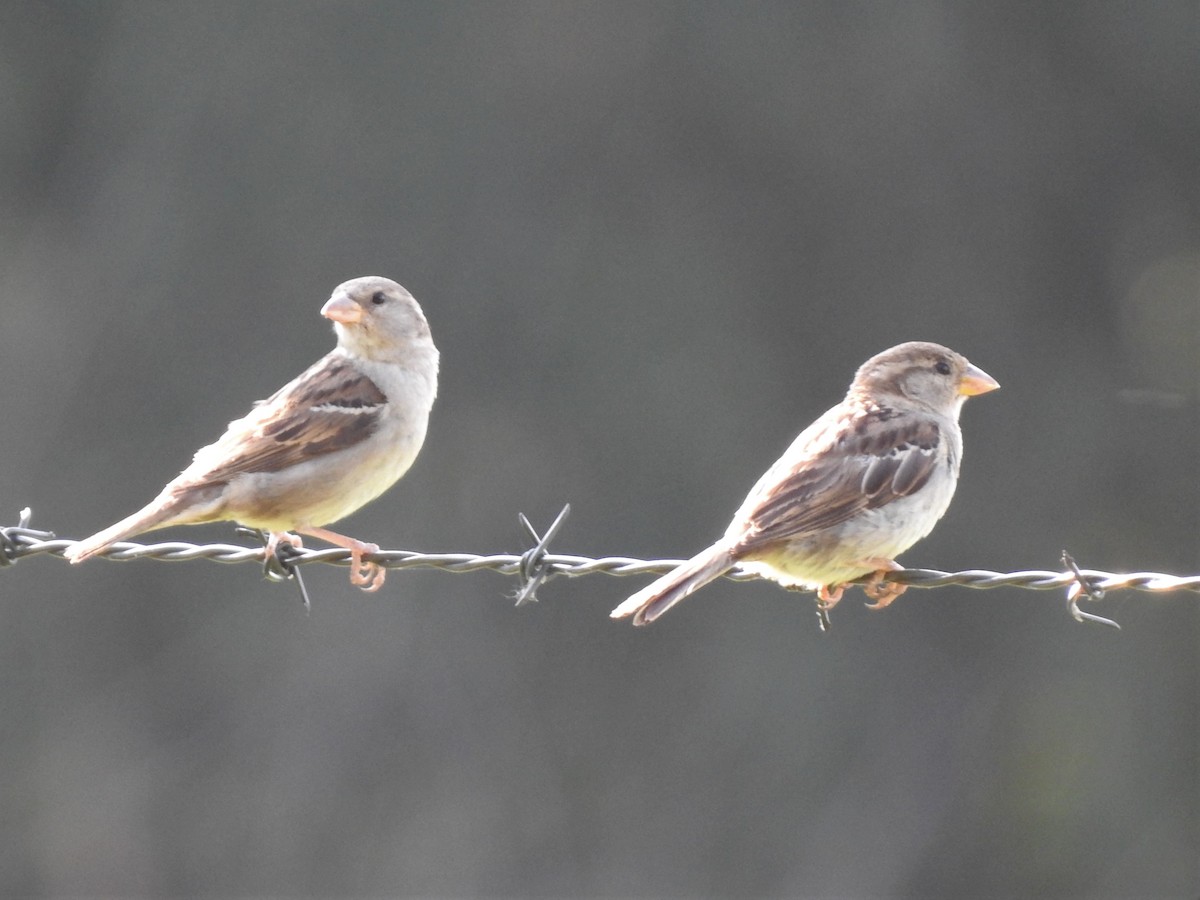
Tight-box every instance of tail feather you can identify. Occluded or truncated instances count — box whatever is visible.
[610,543,736,626]
[64,494,190,564]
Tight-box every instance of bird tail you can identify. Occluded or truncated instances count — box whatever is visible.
[64,493,190,564]
[610,543,736,626]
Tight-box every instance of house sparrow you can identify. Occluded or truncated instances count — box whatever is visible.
[65,276,439,592]
[611,341,998,625]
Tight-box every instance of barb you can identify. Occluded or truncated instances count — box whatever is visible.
[0,507,52,566]
[1061,550,1120,630]
[242,528,312,611]
[6,510,1198,627]
[513,503,572,606]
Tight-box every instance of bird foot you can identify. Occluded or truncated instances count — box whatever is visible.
[347,542,385,593]
[817,584,846,610]
[293,527,386,592]
[859,558,907,609]
[265,531,305,556]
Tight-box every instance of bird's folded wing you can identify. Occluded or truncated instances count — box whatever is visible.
[737,413,943,549]
[185,354,387,486]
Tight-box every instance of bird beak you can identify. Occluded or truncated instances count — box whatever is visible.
[958,363,1000,396]
[321,295,363,325]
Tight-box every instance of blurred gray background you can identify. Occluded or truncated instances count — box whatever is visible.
[2,2,1197,897]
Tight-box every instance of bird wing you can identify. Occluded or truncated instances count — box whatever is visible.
[183,353,387,487]
[736,409,946,551]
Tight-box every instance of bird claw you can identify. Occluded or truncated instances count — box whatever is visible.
[348,543,385,592]
[817,584,845,609]
[264,531,304,557]
[860,558,907,609]
[862,580,906,609]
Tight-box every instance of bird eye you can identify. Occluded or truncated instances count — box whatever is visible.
[371,291,387,305]
[934,360,951,375]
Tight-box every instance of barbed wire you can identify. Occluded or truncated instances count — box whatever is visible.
[3,506,1197,629]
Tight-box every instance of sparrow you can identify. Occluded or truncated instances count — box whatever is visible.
[611,341,998,625]
[64,276,439,592]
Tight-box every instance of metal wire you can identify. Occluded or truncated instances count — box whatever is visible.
[4,507,1197,626]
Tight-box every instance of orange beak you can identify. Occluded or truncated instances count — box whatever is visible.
[958,363,1000,396]
[321,295,363,325]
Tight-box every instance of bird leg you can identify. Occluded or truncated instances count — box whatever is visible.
[859,558,906,609]
[299,526,386,592]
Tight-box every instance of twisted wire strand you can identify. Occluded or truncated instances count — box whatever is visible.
[3,509,1197,599]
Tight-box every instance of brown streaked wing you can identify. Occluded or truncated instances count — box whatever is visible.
[188,355,386,486]
[737,413,943,551]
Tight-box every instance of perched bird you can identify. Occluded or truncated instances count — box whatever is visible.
[65,276,439,592]
[611,341,998,625]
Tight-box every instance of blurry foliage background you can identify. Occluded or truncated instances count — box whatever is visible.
[1,2,1197,897]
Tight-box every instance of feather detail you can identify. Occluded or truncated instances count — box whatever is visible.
[185,353,386,487]
[735,408,946,554]
[63,483,226,563]
[609,543,736,626]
